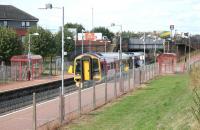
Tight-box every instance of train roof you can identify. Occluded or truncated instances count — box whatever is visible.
[126,52,144,57]
[96,52,130,59]
[75,52,132,63]
[94,52,131,63]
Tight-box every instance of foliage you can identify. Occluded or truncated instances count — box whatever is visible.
[0,27,23,64]
[55,23,85,57]
[55,27,74,57]
[25,26,56,59]
[92,27,114,40]
[64,23,85,33]
[191,89,200,125]
[190,65,200,127]
[121,31,140,38]
[189,65,200,90]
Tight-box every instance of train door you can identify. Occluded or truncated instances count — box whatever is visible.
[83,60,90,80]
[82,56,92,81]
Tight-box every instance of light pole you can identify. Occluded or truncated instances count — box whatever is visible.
[189,33,191,70]
[40,3,65,123]
[82,29,85,54]
[170,25,174,52]
[100,36,111,53]
[111,23,123,89]
[111,23,122,53]
[153,36,160,63]
[139,33,146,81]
[140,32,146,66]
[28,33,39,81]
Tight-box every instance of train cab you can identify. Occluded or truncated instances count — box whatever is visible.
[72,52,133,85]
[74,54,102,84]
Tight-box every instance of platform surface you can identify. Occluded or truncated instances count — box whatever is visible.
[0,74,74,93]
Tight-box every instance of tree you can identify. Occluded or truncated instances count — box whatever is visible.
[64,23,85,33]
[24,26,57,75]
[55,28,74,57]
[121,31,140,38]
[25,26,56,59]
[92,27,114,40]
[55,23,85,60]
[0,27,23,64]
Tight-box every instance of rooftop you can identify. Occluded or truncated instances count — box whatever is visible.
[0,5,39,21]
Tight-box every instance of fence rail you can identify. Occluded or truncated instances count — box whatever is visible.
[1,60,197,130]
[37,63,160,129]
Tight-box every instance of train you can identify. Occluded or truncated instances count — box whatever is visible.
[69,52,144,86]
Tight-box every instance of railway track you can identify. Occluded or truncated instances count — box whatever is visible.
[0,78,76,115]
[0,72,125,116]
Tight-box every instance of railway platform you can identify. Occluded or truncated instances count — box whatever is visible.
[0,74,74,93]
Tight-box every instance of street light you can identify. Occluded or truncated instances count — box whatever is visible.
[111,23,122,53]
[100,36,111,53]
[153,36,161,63]
[28,32,39,81]
[43,3,65,94]
[188,33,191,70]
[82,29,85,54]
[40,3,65,123]
[110,23,123,92]
[140,32,146,66]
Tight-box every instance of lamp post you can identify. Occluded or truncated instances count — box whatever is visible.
[111,23,122,53]
[189,33,191,70]
[100,36,111,53]
[40,3,65,123]
[153,36,159,63]
[140,32,146,66]
[81,29,85,54]
[28,33,39,81]
[110,23,123,92]
[139,33,146,81]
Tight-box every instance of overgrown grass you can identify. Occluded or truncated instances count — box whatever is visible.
[62,74,197,130]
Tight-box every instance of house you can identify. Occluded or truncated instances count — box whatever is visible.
[0,5,39,41]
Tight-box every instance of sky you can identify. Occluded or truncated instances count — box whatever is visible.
[1,0,200,34]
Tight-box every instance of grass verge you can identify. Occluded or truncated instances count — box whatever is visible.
[62,74,198,130]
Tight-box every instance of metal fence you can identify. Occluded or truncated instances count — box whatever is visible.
[0,61,73,84]
[34,63,160,130]
[0,65,12,84]
[2,54,200,130]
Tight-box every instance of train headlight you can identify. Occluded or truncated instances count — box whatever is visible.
[93,74,101,81]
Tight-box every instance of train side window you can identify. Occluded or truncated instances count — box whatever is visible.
[93,59,99,73]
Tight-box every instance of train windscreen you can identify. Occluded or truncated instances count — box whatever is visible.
[75,59,81,74]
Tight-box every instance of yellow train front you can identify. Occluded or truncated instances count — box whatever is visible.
[73,52,133,86]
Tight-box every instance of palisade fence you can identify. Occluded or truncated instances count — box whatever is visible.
[32,63,160,130]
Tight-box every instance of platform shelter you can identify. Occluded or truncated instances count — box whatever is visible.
[157,53,177,74]
[10,55,43,81]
